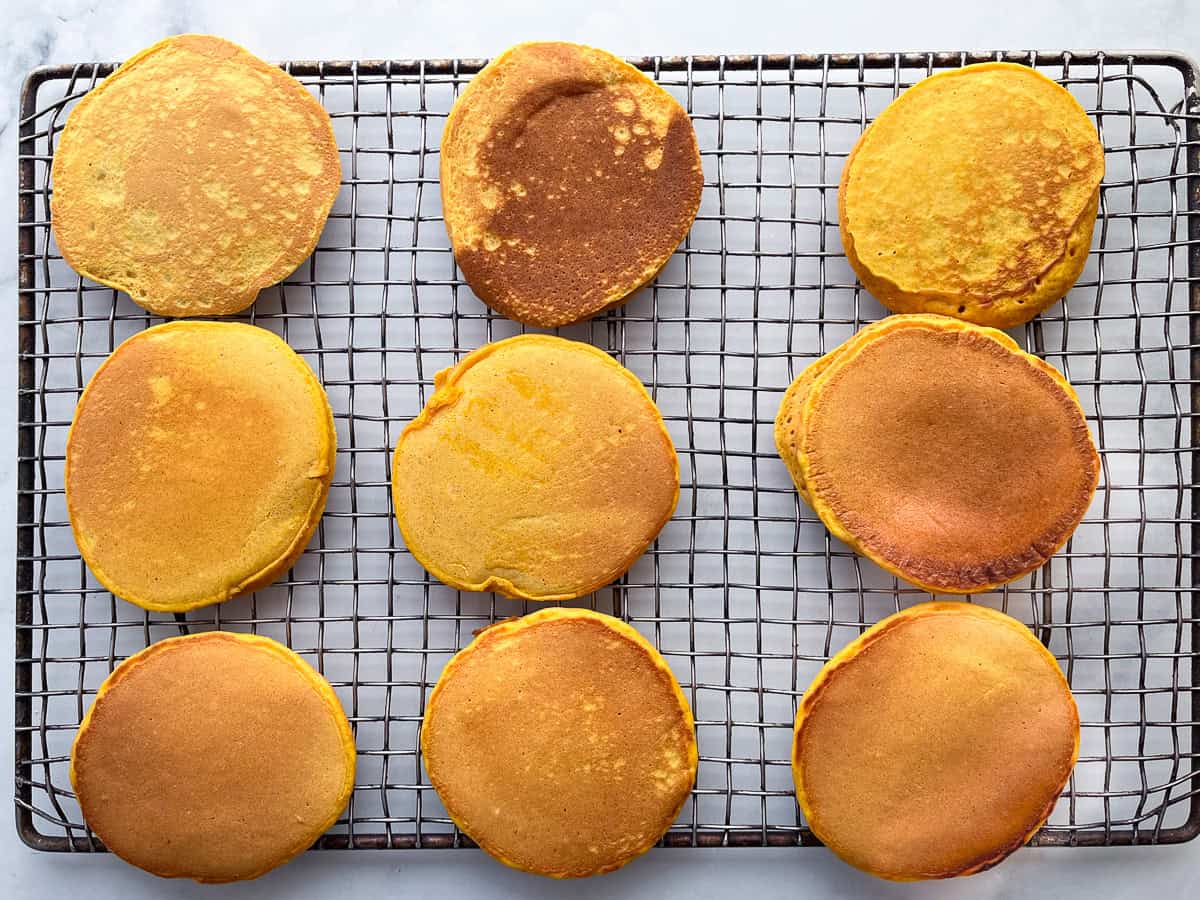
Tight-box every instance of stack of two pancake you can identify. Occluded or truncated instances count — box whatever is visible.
[774,314,1100,594]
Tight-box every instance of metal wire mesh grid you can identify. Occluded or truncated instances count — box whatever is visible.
[15,50,1200,853]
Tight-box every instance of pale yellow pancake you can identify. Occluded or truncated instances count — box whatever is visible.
[51,34,341,316]
[421,607,696,878]
[840,63,1104,327]
[66,321,336,612]
[794,602,1079,880]
[441,41,703,327]
[391,334,679,601]
[776,315,1099,593]
[71,632,356,883]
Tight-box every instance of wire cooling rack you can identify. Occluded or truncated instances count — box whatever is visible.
[15,49,1200,854]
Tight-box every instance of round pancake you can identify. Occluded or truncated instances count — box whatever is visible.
[793,602,1079,880]
[839,63,1104,328]
[440,41,703,327]
[71,632,356,883]
[391,334,678,601]
[421,607,696,877]
[789,315,1099,592]
[774,315,1021,502]
[66,321,336,612]
[51,34,341,317]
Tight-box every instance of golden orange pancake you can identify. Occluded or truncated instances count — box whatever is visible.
[71,632,356,883]
[392,334,678,601]
[794,602,1080,880]
[66,321,336,612]
[775,315,1099,593]
[440,41,703,327]
[840,63,1104,327]
[421,607,696,877]
[51,34,341,316]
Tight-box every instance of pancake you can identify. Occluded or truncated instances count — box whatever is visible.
[421,607,696,877]
[440,41,703,327]
[51,34,341,317]
[391,334,678,601]
[776,315,1099,593]
[793,602,1080,880]
[71,632,356,882]
[66,321,336,612]
[839,62,1104,327]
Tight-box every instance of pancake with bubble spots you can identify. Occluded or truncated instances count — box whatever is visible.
[51,34,341,316]
[440,42,703,327]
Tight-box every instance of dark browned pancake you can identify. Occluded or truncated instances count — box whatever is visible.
[440,42,703,327]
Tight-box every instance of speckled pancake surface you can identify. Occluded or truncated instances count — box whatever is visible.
[440,41,703,327]
[71,632,356,883]
[51,34,341,316]
[391,334,679,601]
[780,315,1098,593]
[793,603,1079,880]
[66,321,336,612]
[840,63,1104,327]
[421,608,697,878]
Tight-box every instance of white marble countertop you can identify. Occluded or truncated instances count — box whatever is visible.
[3,1,1199,897]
